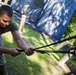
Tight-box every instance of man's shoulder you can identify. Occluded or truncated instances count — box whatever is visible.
[9,20,18,31]
[10,20,17,25]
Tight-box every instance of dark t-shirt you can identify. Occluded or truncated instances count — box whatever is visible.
[0,20,18,34]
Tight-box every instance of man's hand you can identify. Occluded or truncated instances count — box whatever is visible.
[12,31,34,56]
[24,47,34,56]
[7,48,20,56]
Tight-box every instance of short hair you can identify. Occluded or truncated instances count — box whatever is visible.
[0,5,13,17]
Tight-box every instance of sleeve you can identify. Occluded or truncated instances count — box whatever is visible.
[9,20,18,32]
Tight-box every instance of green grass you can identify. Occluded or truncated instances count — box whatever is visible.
[2,26,64,75]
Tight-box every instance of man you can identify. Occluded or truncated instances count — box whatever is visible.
[0,5,34,75]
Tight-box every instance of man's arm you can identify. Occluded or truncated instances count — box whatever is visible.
[0,46,20,56]
[11,31,34,55]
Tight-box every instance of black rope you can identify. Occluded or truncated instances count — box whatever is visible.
[17,46,76,55]
[17,35,76,59]
[17,46,76,59]
[17,36,76,52]
[35,35,76,49]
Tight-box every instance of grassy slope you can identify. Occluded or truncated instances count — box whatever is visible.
[2,26,65,75]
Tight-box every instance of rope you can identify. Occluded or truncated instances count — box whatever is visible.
[35,35,76,49]
[17,35,76,59]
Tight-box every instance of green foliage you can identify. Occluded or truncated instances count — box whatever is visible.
[63,11,76,46]
[63,11,76,38]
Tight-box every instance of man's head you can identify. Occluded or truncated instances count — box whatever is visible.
[0,5,13,27]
